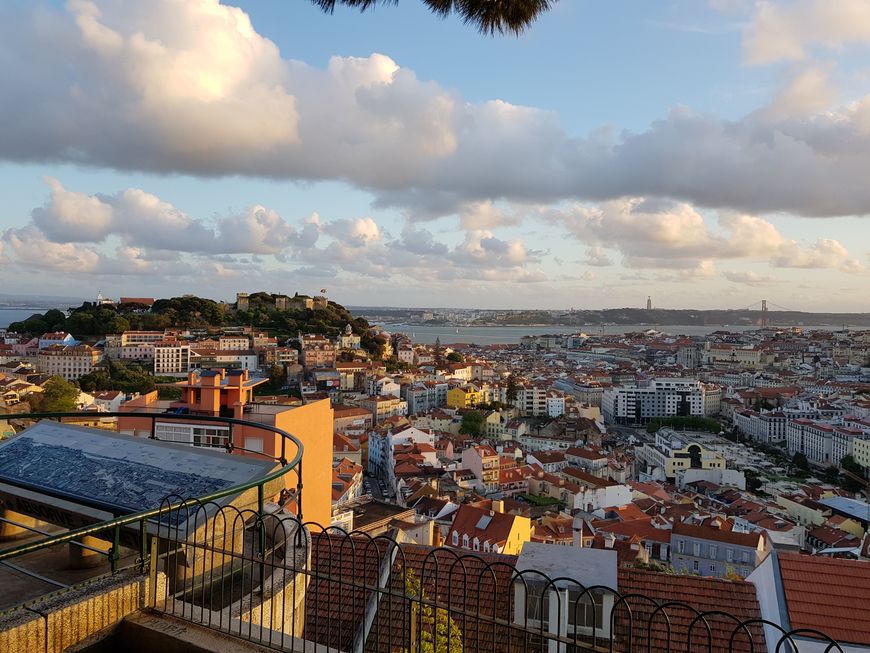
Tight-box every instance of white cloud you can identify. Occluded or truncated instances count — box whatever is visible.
[545,198,864,272]
[27,178,300,254]
[744,0,870,65]
[724,270,780,285]
[758,64,838,119]
[3,1,870,218]
[7,178,549,286]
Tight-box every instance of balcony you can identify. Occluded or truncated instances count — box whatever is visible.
[0,412,848,652]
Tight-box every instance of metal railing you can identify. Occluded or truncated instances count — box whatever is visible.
[147,504,845,653]
[0,411,304,577]
[0,412,848,652]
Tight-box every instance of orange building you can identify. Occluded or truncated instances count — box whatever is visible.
[119,368,334,526]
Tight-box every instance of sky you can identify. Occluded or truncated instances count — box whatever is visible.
[0,0,869,311]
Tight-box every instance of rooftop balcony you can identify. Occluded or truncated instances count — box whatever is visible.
[0,412,848,652]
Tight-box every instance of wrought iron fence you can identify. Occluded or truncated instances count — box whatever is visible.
[0,413,847,652]
[149,500,845,653]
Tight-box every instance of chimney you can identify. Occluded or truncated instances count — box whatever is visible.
[233,402,243,420]
[604,532,616,549]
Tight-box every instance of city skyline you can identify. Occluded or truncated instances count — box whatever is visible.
[1,1,869,310]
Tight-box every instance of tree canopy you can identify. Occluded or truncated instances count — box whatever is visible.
[459,410,485,437]
[311,0,556,35]
[78,360,156,395]
[30,376,80,413]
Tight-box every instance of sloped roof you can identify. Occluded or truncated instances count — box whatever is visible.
[616,568,765,653]
[778,553,870,645]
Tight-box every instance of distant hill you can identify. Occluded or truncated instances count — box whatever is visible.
[7,293,384,355]
[487,308,870,327]
[356,306,870,328]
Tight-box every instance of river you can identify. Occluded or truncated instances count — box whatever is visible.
[0,308,51,329]
[379,323,767,345]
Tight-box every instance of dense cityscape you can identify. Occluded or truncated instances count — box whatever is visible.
[1,290,869,648]
[2,0,870,650]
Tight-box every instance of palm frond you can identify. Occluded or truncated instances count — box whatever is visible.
[310,0,557,34]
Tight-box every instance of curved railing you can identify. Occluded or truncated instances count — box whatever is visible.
[0,411,304,575]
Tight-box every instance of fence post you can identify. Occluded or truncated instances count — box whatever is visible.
[148,536,158,609]
[258,483,266,594]
[110,525,121,573]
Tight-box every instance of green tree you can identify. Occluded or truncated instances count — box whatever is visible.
[745,470,764,493]
[37,377,81,413]
[42,309,67,330]
[405,569,463,653]
[822,465,841,484]
[792,452,809,471]
[506,374,518,404]
[446,351,464,363]
[841,455,866,493]
[312,0,556,35]
[459,410,485,437]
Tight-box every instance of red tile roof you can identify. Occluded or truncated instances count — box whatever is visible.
[672,521,764,548]
[616,568,765,653]
[778,553,870,645]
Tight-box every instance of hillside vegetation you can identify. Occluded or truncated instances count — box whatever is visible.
[8,293,382,355]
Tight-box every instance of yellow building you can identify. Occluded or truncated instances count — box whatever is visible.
[447,385,482,409]
[635,429,726,481]
[853,437,870,471]
[448,503,531,555]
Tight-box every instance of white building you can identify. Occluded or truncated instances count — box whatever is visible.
[367,376,401,398]
[153,342,191,375]
[546,392,566,418]
[404,380,448,414]
[601,378,706,425]
[786,419,834,466]
[36,344,102,381]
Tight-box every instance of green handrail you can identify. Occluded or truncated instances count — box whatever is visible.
[0,411,304,565]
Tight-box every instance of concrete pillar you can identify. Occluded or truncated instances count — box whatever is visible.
[68,536,111,570]
[0,509,45,542]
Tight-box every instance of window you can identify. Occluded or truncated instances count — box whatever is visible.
[693,560,699,572]
[452,531,459,546]
[742,551,750,563]
[473,537,480,552]
[525,586,550,623]
[692,542,700,557]
[709,545,717,559]
[726,548,734,562]
[567,590,605,631]
[462,534,469,549]
[677,539,685,553]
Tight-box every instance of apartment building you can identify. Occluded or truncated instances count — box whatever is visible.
[299,334,336,369]
[404,380,448,414]
[36,344,102,380]
[786,419,834,466]
[153,341,191,375]
[635,429,726,482]
[670,521,772,579]
[360,395,408,423]
[515,384,549,417]
[601,378,706,425]
[461,444,500,492]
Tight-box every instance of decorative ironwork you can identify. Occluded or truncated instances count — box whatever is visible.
[0,413,847,652]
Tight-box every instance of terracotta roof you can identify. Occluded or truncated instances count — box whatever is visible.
[449,503,518,548]
[672,521,764,548]
[778,553,870,645]
[616,568,765,653]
